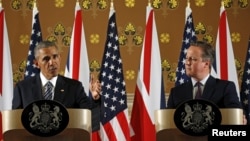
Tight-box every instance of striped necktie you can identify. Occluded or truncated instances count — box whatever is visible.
[195,82,202,99]
[44,81,53,100]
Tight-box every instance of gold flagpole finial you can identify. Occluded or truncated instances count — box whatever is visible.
[221,0,224,8]
[0,0,2,8]
[187,0,190,8]
[148,0,151,7]
[110,0,114,10]
[33,0,37,8]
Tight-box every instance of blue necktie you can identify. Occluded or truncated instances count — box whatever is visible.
[195,82,202,99]
[44,81,53,100]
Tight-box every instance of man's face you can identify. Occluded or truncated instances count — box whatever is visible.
[185,46,207,78]
[35,46,61,80]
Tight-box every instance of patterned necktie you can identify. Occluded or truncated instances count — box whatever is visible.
[44,81,53,100]
[195,82,202,99]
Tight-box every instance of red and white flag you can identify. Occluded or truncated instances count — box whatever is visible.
[64,1,90,95]
[215,4,240,97]
[65,2,102,139]
[130,5,164,141]
[0,6,13,140]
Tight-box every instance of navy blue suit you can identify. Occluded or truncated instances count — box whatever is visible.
[12,74,100,130]
[12,75,96,109]
[167,76,242,109]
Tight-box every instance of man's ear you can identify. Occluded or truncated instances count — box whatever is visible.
[33,59,40,69]
[204,61,210,68]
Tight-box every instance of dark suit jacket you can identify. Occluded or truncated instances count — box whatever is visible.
[12,74,100,131]
[12,74,96,109]
[167,76,242,109]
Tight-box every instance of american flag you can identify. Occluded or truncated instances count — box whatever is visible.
[175,4,196,86]
[240,38,250,125]
[24,4,42,79]
[98,6,131,141]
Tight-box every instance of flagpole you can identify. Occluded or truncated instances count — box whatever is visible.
[187,0,190,7]
[33,0,36,8]
[110,0,114,10]
[148,0,151,6]
[0,0,2,8]
[99,1,132,139]
[221,0,224,8]
[25,0,42,79]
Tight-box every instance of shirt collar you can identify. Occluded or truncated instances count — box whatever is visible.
[191,74,210,86]
[40,73,57,87]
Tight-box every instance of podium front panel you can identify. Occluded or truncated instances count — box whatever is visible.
[2,109,92,141]
[154,108,243,141]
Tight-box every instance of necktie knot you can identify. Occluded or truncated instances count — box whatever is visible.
[195,82,202,99]
[44,81,53,100]
[195,82,201,87]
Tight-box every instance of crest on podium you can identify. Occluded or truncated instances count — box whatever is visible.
[21,100,69,137]
[174,99,222,136]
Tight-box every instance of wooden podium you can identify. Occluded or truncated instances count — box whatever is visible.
[155,108,243,141]
[2,109,91,141]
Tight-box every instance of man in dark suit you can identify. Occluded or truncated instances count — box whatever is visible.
[12,73,100,109]
[167,41,246,124]
[12,41,101,129]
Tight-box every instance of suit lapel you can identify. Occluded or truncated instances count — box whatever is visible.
[202,76,216,99]
[32,75,44,100]
[54,75,66,102]
[186,82,193,99]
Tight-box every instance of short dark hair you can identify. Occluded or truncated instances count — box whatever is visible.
[34,41,58,58]
[190,40,215,66]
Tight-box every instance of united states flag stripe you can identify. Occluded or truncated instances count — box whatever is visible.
[24,5,42,79]
[175,4,196,86]
[98,5,132,141]
[240,38,250,125]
